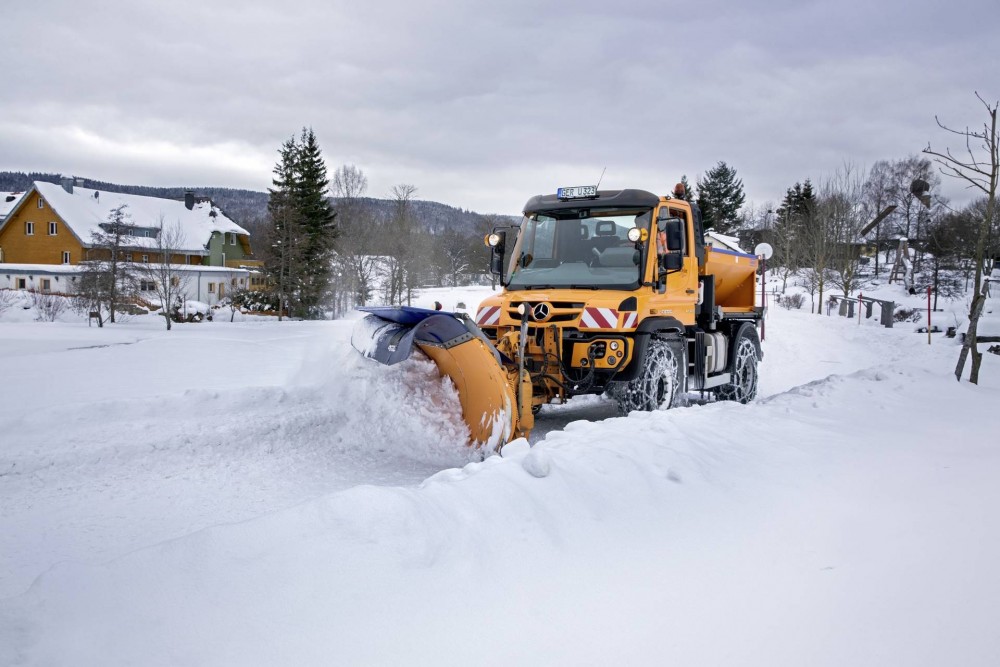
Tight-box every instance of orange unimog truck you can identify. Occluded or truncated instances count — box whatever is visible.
[479,182,762,415]
[353,183,762,449]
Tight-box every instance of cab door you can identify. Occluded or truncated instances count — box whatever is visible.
[653,205,698,326]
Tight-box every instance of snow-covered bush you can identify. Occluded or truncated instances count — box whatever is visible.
[0,289,17,316]
[29,290,68,322]
[232,290,280,313]
[777,293,805,310]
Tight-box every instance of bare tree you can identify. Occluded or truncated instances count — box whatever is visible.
[136,221,190,331]
[864,161,896,277]
[797,267,827,314]
[924,207,967,310]
[799,199,833,314]
[383,184,418,305]
[87,204,138,323]
[435,228,474,287]
[823,165,872,297]
[331,165,381,307]
[73,262,114,326]
[924,92,999,384]
[889,156,940,241]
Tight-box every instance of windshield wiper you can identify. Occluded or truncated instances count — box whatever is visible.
[568,285,601,290]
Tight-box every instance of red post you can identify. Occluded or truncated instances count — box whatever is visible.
[927,286,932,345]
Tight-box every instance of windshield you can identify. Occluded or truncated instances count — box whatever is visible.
[505,208,651,290]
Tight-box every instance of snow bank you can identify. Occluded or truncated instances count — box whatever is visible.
[0,319,476,600]
[2,303,1000,665]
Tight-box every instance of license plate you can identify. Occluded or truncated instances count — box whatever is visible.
[557,185,598,199]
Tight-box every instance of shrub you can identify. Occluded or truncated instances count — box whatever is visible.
[777,293,805,310]
[29,290,68,322]
[0,289,16,316]
[232,290,281,313]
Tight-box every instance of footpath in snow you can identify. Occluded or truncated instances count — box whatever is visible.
[1,289,999,666]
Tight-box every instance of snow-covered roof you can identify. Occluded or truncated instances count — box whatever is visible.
[705,230,747,253]
[0,263,84,274]
[0,262,249,275]
[1,191,25,218]
[25,181,248,253]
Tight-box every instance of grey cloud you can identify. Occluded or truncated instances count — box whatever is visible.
[2,0,998,213]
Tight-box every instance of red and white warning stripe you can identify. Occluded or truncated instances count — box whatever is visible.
[619,311,638,329]
[580,307,619,329]
[476,305,501,326]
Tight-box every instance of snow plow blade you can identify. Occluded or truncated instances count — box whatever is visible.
[351,307,532,449]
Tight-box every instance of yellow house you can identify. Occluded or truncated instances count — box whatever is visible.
[0,179,259,268]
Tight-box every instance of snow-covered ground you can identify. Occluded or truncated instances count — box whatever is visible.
[2,284,999,666]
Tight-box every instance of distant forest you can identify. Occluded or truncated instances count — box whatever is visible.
[0,171,516,239]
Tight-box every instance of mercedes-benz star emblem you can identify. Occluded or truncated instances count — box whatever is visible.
[532,303,550,321]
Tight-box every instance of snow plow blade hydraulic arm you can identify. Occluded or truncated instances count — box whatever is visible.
[351,306,532,449]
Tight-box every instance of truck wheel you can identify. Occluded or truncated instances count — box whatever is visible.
[611,338,684,415]
[716,331,759,404]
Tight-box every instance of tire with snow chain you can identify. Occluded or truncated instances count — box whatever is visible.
[609,338,685,415]
[716,327,760,404]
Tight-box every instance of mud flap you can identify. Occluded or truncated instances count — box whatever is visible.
[352,307,525,449]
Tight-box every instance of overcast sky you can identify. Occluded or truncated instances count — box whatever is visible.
[2,0,997,214]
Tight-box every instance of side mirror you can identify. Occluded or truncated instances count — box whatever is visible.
[656,216,685,277]
[657,216,684,251]
[661,253,683,271]
[488,230,507,276]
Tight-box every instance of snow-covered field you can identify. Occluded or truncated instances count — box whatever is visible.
[2,284,999,666]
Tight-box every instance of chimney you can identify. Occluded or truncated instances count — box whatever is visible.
[60,177,73,194]
[184,191,195,210]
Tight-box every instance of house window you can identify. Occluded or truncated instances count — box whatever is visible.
[37,197,44,209]
[62,251,71,264]
[170,276,179,287]
[49,222,58,235]
[141,254,149,263]
[231,278,237,287]
[16,278,26,289]
[40,278,51,291]
[140,280,156,291]
[229,233,236,246]
[128,253,134,262]
[208,282,216,293]
[25,222,34,236]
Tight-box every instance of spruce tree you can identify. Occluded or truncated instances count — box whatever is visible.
[263,129,338,319]
[696,162,746,234]
[263,137,301,320]
[293,127,337,317]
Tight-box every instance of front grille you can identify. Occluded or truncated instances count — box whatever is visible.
[506,301,584,322]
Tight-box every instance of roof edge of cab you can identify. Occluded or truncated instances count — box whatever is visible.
[523,189,662,214]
